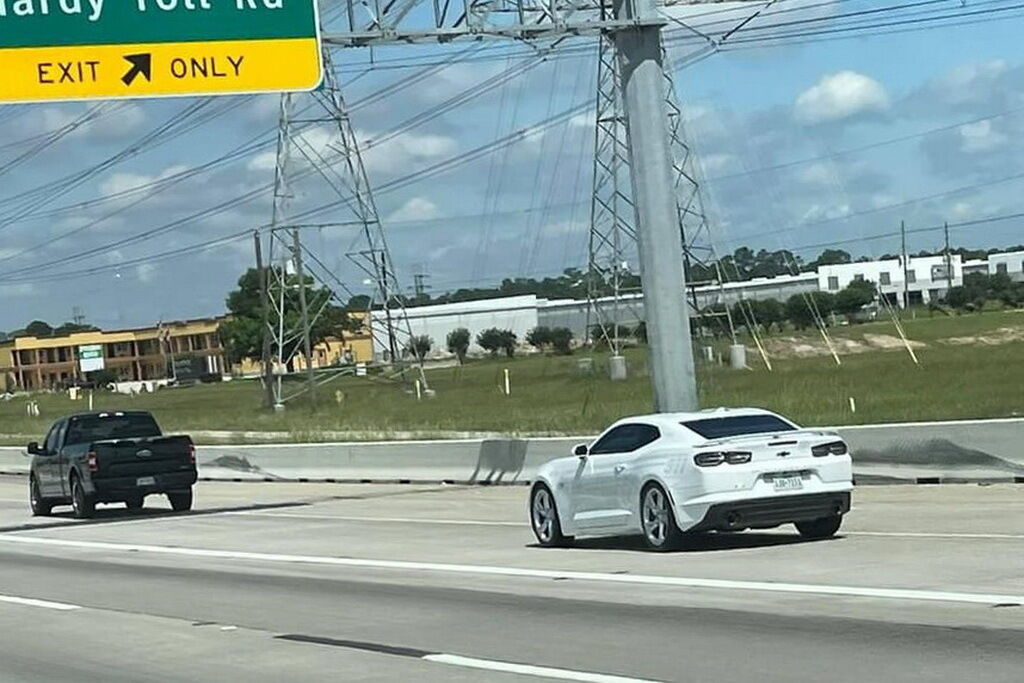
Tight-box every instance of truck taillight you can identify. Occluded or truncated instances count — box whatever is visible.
[188,444,196,465]
[87,451,98,472]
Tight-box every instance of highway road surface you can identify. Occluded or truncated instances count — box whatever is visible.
[0,476,1021,682]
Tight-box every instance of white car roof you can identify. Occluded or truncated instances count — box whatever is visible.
[608,407,785,432]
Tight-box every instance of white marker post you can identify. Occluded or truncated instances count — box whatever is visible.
[503,369,511,397]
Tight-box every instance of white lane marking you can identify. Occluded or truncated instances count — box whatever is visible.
[227,512,522,526]
[846,531,1024,541]
[230,512,1024,540]
[1,535,1021,607]
[0,594,81,611]
[424,654,660,683]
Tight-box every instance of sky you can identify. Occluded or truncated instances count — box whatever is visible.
[2,0,1024,331]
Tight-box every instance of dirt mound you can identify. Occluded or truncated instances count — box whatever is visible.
[939,326,1024,347]
[762,333,924,359]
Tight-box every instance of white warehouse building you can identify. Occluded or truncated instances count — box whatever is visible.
[988,250,1024,281]
[818,255,963,307]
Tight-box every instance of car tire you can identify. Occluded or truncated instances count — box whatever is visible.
[795,515,843,539]
[167,489,193,512]
[71,475,95,520]
[29,477,53,517]
[640,482,685,552]
[530,484,571,547]
[125,496,145,511]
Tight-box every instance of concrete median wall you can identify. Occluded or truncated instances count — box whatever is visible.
[2,418,1022,484]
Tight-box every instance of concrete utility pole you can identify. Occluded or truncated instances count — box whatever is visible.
[943,221,953,294]
[900,220,909,309]
[613,0,698,412]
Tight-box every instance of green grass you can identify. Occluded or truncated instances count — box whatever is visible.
[2,310,1021,443]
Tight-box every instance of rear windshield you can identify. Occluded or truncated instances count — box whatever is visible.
[682,415,796,440]
[65,414,161,446]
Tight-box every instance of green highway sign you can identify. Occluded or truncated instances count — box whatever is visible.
[0,0,322,102]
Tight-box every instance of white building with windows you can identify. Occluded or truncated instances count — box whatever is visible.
[817,255,963,307]
[988,250,1024,281]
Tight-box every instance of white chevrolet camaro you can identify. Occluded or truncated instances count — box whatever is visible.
[529,408,854,550]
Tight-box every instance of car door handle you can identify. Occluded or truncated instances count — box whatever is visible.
[614,464,628,474]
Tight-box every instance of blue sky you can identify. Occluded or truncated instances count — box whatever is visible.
[2,0,1024,331]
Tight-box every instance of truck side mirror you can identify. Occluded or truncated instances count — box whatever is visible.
[573,443,589,458]
[26,441,42,456]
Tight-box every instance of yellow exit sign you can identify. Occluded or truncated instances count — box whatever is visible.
[0,1,321,102]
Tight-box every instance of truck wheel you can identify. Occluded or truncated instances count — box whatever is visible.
[125,496,145,511]
[71,476,95,519]
[167,489,193,512]
[29,477,53,517]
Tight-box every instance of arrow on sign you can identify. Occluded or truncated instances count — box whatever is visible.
[121,54,152,86]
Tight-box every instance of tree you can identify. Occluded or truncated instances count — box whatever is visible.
[732,299,785,333]
[24,320,53,338]
[804,249,852,271]
[549,327,574,355]
[446,328,470,364]
[633,321,648,344]
[834,281,876,319]
[497,329,518,358]
[220,267,361,366]
[53,322,99,336]
[476,328,505,357]
[407,335,432,360]
[785,292,836,330]
[526,326,552,351]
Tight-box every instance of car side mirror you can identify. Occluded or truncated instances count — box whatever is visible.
[26,441,42,456]
[573,443,589,458]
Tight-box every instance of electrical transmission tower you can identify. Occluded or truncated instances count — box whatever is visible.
[587,35,724,365]
[259,49,428,409]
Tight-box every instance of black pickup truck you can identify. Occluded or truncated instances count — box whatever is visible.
[27,411,197,519]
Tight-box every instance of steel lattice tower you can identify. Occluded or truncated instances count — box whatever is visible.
[260,49,428,409]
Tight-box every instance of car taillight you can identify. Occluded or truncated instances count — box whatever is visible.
[812,441,848,457]
[87,451,98,472]
[725,451,752,465]
[694,452,725,467]
[694,451,751,467]
[188,444,196,465]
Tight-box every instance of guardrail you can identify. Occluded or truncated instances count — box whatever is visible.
[2,418,1022,485]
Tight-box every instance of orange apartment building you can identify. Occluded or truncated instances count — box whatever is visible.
[0,318,226,393]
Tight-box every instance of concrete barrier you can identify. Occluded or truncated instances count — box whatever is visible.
[2,418,1023,485]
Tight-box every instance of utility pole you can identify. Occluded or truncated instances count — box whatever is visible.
[943,220,953,294]
[613,0,698,411]
[412,271,430,299]
[72,306,85,326]
[900,220,909,309]
[254,230,275,409]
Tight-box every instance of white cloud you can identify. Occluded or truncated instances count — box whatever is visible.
[247,151,278,172]
[388,197,441,223]
[359,131,457,175]
[800,203,850,222]
[950,201,973,218]
[958,120,1007,153]
[797,162,835,185]
[569,113,594,129]
[136,263,157,283]
[89,103,146,140]
[934,60,1008,105]
[794,71,889,124]
[98,165,189,205]
[701,153,736,175]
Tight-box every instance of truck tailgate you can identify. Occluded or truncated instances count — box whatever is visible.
[92,436,195,480]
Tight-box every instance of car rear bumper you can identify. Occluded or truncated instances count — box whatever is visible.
[687,492,852,532]
[91,471,197,501]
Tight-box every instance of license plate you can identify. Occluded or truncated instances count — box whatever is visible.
[773,475,803,491]
[136,476,156,487]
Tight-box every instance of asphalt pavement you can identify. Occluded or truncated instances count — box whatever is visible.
[0,476,1021,682]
